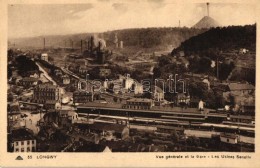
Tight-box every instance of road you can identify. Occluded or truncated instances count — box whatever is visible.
[35,62,57,85]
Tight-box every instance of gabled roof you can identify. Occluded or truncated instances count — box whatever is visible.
[10,128,35,141]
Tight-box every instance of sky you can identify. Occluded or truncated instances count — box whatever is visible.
[8,0,257,39]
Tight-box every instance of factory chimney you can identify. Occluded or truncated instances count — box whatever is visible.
[179,20,181,27]
[90,36,94,51]
[98,41,101,52]
[71,40,73,49]
[207,2,209,17]
[43,38,45,49]
[81,40,83,53]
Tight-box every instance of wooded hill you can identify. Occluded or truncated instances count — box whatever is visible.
[172,24,256,55]
[9,27,207,50]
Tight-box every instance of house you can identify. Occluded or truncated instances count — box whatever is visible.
[8,112,22,131]
[152,86,164,102]
[239,48,249,54]
[73,91,93,104]
[41,53,48,62]
[78,65,88,74]
[198,100,204,111]
[220,133,239,144]
[20,77,38,87]
[120,74,134,90]
[33,83,61,104]
[8,128,36,152]
[62,75,70,85]
[59,110,79,128]
[29,72,40,78]
[241,103,255,114]
[99,68,111,77]
[54,69,62,77]
[175,93,190,106]
[123,98,153,110]
[132,82,144,95]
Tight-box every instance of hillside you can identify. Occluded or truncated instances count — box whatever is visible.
[9,27,207,50]
[172,24,256,55]
[192,16,220,29]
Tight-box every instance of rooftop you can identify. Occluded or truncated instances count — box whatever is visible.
[10,128,35,141]
[220,133,238,139]
[127,98,152,103]
[22,77,38,82]
[36,83,59,89]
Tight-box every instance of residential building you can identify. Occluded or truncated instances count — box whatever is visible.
[62,75,70,85]
[132,82,144,95]
[123,98,153,110]
[79,65,88,74]
[99,69,111,77]
[41,53,48,62]
[19,77,38,87]
[152,86,164,101]
[8,128,36,152]
[73,91,93,104]
[175,93,190,106]
[120,74,134,90]
[220,133,238,144]
[33,83,61,104]
[59,110,79,127]
[198,100,204,111]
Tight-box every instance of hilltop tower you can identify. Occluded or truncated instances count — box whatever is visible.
[192,2,219,29]
[207,2,209,17]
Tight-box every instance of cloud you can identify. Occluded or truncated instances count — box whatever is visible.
[8,2,256,38]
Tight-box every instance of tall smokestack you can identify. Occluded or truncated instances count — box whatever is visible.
[179,20,181,27]
[43,38,45,49]
[98,41,101,52]
[207,2,209,17]
[87,41,90,50]
[81,40,83,53]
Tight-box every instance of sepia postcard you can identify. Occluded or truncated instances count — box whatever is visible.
[0,0,260,167]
